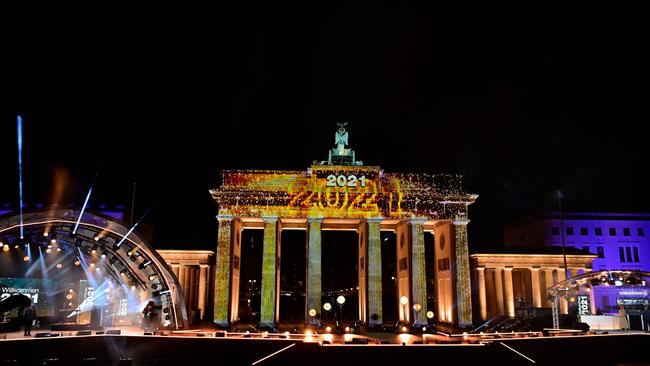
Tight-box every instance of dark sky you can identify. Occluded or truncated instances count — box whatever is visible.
[1,4,646,251]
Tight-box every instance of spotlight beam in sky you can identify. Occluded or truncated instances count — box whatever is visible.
[17,115,24,239]
[114,205,154,249]
[73,173,99,235]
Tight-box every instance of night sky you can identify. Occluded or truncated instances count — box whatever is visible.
[1,5,646,252]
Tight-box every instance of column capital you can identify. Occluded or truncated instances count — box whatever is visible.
[409,217,428,225]
[199,264,210,269]
[503,267,514,272]
[217,214,234,222]
[453,217,470,226]
[476,266,486,271]
[307,217,324,223]
[530,267,541,271]
[261,215,278,223]
[366,217,383,223]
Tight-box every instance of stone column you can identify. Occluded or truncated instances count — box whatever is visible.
[182,266,191,315]
[191,266,199,320]
[557,269,568,314]
[171,264,180,279]
[476,267,487,321]
[494,268,504,316]
[229,219,243,323]
[453,217,472,327]
[214,214,233,326]
[260,216,278,327]
[396,220,411,323]
[504,267,515,318]
[305,217,323,323]
[198,265,209,319]
[410,218,427,327]
[530,268,542,308]
[544,269,555,307]
[357,220,367,322]
[366,218,382,326]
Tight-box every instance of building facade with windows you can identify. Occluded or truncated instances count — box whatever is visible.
[504,213,650,315]
[504,213,649,272]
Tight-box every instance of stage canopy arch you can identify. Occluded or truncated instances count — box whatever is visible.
[0,209,188,329]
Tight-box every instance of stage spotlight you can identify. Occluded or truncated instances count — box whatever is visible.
[45,248,52,254]
[56,263,62,269]
[601,276,608,283]
[138,260,152,270]
[74,259,81,266]
[149,274,157,281]
[56,247,61,252]
[91,244,98,254]
[3,244,8,252]
[14,244,19,249]
[43,232,49,237]
[23,256,30,261]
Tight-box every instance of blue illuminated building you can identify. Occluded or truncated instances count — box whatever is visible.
[505,213,650,273]
[505,213,650,314]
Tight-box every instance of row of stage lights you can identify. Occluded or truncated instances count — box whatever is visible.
[2,228,162,292]
[590,272,646,287]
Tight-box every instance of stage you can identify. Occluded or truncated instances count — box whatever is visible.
[1,326,649,365]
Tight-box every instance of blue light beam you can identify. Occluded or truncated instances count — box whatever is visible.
[17,115,24,239]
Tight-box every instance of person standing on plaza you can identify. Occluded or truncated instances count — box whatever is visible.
[617,306,629,331]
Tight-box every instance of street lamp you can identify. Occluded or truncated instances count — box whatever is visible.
[323,302,332,323]
[400,296,409,324]
[337,296,346,326]
[413,303,422,327]
[308,308,317,327]
[426,310,434,322]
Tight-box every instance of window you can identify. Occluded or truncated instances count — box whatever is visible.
[626,247,633,262]
[638,228,645,236]
[582,245,590,252]
[619,247,626,262]
[595,228,603,236]
[566,227,574,236]
[624,228,631,236]
[633,247,640,262]
[609,228,616,236]
[552,227,560,236]
[580,227,588,236]
[597,246,605,258]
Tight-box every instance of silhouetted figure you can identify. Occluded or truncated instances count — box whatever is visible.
[23,305,35,336]
[142,301,162,331]
[642,305,650,332]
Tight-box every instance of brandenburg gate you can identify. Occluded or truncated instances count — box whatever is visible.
[210,124,478,328]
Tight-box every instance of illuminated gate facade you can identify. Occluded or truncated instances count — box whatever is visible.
[210,125,477,328]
